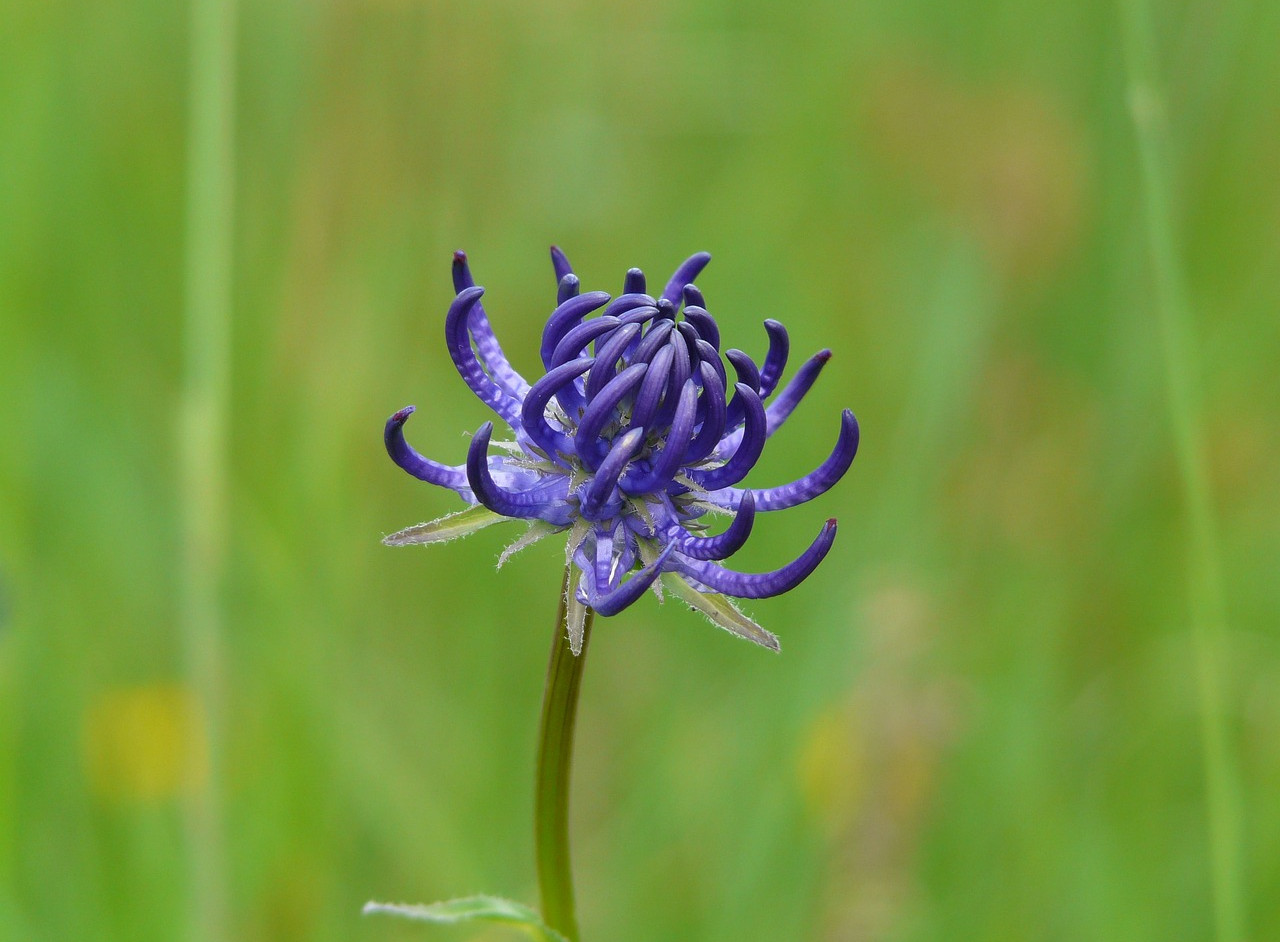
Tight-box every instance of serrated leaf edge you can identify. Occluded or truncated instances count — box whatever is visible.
[363,895,569,942]
[382,504,511,546]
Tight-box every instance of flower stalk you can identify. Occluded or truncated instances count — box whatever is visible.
[534,565,595,942]
[378,248,860,939]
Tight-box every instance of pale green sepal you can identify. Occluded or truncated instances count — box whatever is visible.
[685,499,731,518]
[662,574,781,652]
[634,539,665,602]
[564,517,591,563]
[499,521,565,568]
[628,495,656,533]
[566,578,589,656]
[363,896,568,942]
[383,504,511,547]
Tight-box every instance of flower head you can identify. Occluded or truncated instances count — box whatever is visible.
[385,248,859,652]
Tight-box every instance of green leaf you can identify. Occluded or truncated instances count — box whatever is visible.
[363,896,569,941]
[383,504,511,546]
[662,574,781,652]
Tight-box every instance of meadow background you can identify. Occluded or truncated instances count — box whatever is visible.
[2,0,1278,939]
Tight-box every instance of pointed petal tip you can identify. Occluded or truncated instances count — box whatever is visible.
[842,409,860,450]
[385,406,470,492]
[551,246,575,284]
[451,252,477,293]
[675,511,836,599]
[816,348,833,362]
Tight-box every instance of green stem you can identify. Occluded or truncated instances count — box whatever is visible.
[535,566,594,942]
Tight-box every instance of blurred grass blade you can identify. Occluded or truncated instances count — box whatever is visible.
[1120,1,1246,939]
[383,504,511,546]
[364,896,569,941]
[179,0,236,939]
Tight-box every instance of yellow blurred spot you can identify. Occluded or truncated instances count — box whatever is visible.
[82,684,207,802]
[797,705,864,837]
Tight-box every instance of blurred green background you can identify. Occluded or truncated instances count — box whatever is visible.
[2,0,1278,939]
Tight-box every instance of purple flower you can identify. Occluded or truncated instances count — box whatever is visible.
[385,248,859,652]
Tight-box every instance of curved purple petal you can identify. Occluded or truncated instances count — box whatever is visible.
[724,349,761,392]
[540,291,611,369]
[623,268,647,295]
[450,252,531,398]
[466,422,565,521]
[718,348,831,455]
[522,357,594,461]
[722,348,762,430]
[713,409,859,511]
[675,519,836,598]
[444,287,524,427]
[557,274,581,306]
[682,283,706,310]
[625,380,697,494]
[629,343,674,431]
[551,316,622,368]
[685,362,728,464]
[683,307,720,350]
[585,323,642,399]
[631,320,674,365]
[574,363,647,469]
[758,319,790,398]
[763,349,831,434]
[688,384,765,490]
[605,293,658,319]
[617,305,660,329]
[581,428,645,520]
[694,338,726,389]
[676,320,701,349]
[654,333,692,428]
[672,490,755,560]
[661,252,712,305]
[385,406,469,495]
[550,245,574,284]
